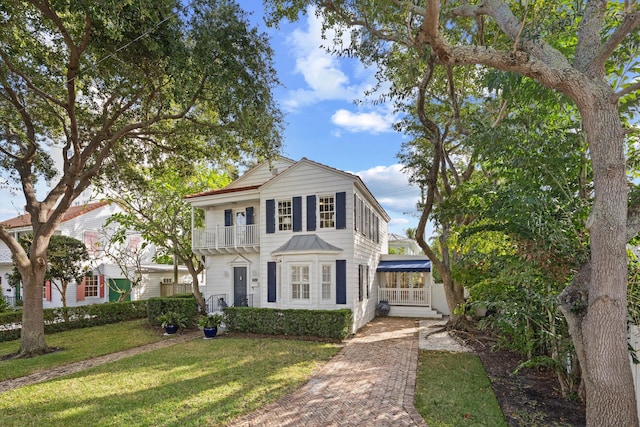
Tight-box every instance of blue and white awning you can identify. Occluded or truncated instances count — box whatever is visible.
[376,259,431,272]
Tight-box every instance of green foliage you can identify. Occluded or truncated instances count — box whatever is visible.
[0,301,148,343]
[627,249,640,327]
[156,311,190,329]
[223,307,353,340]
[147,295,197,326]
[0,294,9,313]
[197,313,224,328]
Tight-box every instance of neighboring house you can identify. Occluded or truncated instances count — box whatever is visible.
[186,157,442,333]
[388,233,423,255]
[0,201,191,308]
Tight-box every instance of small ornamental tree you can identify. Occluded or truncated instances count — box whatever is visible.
[10,235,89,311]
[95,226,148,302]
[0,0,282,357]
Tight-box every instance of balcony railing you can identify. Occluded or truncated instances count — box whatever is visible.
[193,224,259,252]
[378,287,431,307]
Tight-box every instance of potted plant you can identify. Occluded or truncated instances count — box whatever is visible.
[157,311,189,335]
[198,313,224,339]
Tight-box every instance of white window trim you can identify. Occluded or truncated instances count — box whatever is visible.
[85,274,99,298]
[278,199,292,231]
[318,195,335,229]
[290,264,311,302]
[319,263,334,304]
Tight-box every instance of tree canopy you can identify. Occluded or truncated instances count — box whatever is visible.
[0,0,283,356]
[265,1,639,425]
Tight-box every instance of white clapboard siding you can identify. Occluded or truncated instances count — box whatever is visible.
[226,158,296,188]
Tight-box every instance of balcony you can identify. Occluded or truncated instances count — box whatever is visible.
[192,224,260,255]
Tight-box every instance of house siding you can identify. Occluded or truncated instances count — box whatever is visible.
[226,158,295,188]
[189,158,392,334]
[1,202,177,308]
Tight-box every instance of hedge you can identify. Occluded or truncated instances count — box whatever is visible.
[223,307,353,340]
[0,300,148,343]
[147,294,198,326]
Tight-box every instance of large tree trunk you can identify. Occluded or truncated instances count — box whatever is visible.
[18,243,49,356]
[182,257,206,313]
[573,90,638,426]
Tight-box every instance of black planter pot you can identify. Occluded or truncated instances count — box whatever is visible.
[377,301,391,317]
[164,324,178,335]
[203,327,218,339]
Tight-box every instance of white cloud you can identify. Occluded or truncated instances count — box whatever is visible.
[282,6,376,111]
[331,109,395,134]
[355,164,421,214]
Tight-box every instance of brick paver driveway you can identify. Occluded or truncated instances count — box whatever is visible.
[227,317,427,426]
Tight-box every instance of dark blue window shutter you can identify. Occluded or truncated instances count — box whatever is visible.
[336,192,346,229]
[293,196,302,232]
[336,260,346,304]
[266,199,275,234]
[224,209,233,227]
[267,261,277,302]
[246,207,254,225]
[358,265,363,302]
[307,195,316,231]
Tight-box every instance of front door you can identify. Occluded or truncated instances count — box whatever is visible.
[233,267,247,306]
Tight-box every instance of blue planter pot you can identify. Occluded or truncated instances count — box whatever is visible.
[203,327,218,339]
[164,324,178,335]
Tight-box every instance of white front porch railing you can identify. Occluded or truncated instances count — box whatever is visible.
[378,287,431,307]
[192,224,259,251]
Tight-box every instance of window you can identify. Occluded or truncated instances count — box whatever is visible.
[291,265,310,300]
[278,200,292,231]
[319,195,335,228]
[85,274,99,297]
[129,235,141,250]
[83,230,99,255]
[384,272,424,288]
[321,264,332,301]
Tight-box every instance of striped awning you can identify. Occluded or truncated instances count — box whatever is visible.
[376,259,431,272]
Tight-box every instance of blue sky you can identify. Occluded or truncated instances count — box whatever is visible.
[252,5,422,236]
[0,4,423,236]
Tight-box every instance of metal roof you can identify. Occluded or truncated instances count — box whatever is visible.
[272,234,343,255]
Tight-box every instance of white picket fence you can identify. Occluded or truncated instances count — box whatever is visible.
[631,325,640,419]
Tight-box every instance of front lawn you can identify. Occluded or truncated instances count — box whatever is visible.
[414,351,507,427]
[0,319,165,381]
[0,333,339,426]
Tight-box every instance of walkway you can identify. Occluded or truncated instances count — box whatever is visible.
[226,317,427,427]
[0,330,201,393]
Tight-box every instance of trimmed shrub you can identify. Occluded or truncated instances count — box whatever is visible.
[223,307,353,340]
[0,300,148,343]
[147,295,197,326]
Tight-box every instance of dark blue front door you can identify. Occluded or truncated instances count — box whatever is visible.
[234,267,247,306]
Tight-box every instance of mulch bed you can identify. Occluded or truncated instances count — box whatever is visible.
[464,332,586,427]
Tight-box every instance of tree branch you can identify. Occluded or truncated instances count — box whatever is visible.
[594,10,640,74]
[616,80,640,100]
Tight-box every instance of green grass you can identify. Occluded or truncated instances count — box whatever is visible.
[414,351,507,427]
[0,332,339,426]
[0,319,169,381]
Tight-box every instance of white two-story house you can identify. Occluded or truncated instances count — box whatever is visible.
[186,157,442,333]
[0,201,191,309]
